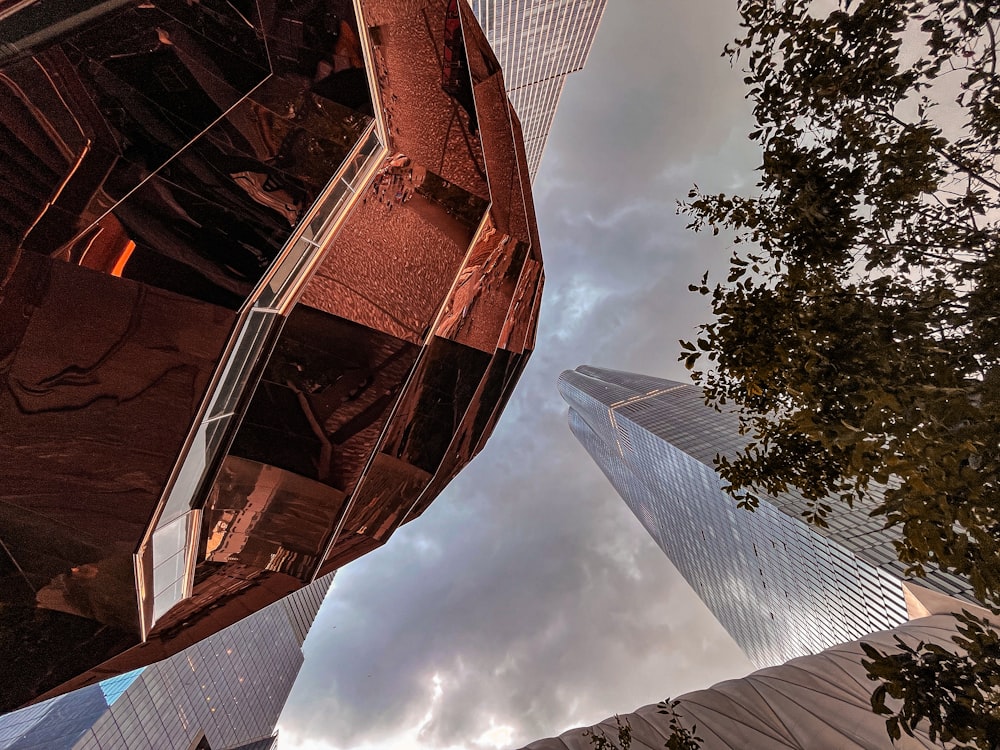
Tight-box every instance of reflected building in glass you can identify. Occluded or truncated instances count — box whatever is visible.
[0,0,542,709]
[470,0,607,179]
[0,573,333,750]
[558,366,978,668]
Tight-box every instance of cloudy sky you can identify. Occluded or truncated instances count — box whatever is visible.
[278,2,763,747]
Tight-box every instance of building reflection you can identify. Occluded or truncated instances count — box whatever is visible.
[0,0,541,710]
[0,576,334,750]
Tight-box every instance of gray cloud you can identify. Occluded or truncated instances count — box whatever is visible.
[279,2,760,747]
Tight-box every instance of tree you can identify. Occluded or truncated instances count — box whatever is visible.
[862,610,1000,749]
[680,0,1000,608]
[584,702,701,750]
[658,700,703,750]
[584,714,632,750]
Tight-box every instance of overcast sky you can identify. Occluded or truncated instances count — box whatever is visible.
[278,2,762,748]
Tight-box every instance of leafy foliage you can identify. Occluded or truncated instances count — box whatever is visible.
[657,700,703,750]
[583,702,701,750]
[584,715,632,750]
[680,0,1000,606]
[862,611,1000,749]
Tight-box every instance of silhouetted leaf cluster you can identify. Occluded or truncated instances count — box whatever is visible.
[583,701,702,750]
[584,715,632,750]
[657,700,703,750]
[862,611,1000,749]
[680,0,1000,608]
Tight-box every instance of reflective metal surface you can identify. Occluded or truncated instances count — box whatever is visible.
[0,0,541,710]
[135,119,386,640]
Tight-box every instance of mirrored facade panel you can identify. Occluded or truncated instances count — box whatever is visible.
[300,154,485,342]
[466,348,519,451]
[381,337,492,474]
[363,0,490,202]
[436,231,529,349]
[201,457,348,578]
[324,335,494,555]
[0,0,541,709]
[258,0,371,115]
[0,250,235,710]
[431,60,538,356]
[498,256,542,354]
[337,453,433,543]
[230,306,420,491]
[404,346,519,522]
[522,265,543,351]
[469,348,529,456]
[2,5,270,257]
[461,2,530,239]
[1,0,374,311]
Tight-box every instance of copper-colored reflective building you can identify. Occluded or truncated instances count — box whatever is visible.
[0,0,541,710]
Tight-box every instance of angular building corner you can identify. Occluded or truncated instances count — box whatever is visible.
[0,0,541,710]
[558,366,980,668]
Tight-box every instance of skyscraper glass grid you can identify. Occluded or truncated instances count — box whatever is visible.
[558,366,976,667]
[0,574,333,750]
[471,0,607,179]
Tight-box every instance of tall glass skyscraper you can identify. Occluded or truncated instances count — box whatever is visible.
[471,0,607,179]
[0,574,333,750]
[558,366,977,667]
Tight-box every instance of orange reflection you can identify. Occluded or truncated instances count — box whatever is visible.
[110,240,135,277]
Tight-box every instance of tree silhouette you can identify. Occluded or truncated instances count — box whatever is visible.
[584,702,701,750]
[681,0,1000,608]
[682,1,1000,742]
[862,611,1000,749]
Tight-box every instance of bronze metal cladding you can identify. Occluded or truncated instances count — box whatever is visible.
[0,0,541,710]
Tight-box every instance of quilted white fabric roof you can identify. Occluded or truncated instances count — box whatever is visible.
[521,600,993,750]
